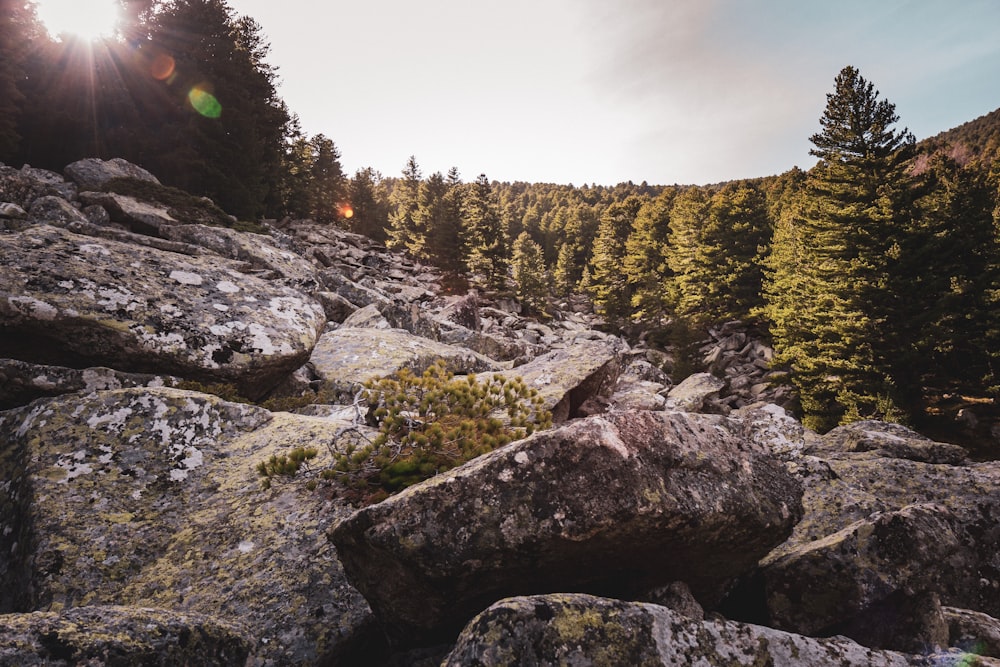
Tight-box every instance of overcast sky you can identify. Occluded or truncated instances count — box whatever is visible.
[226,0,1000,186]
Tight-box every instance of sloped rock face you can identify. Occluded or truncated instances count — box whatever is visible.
[444,593,928,667]
[310,326,501,399]
[64,157,160,191]
[0,358,176,410]
[496,339,624,422]
[0,388,374,664]
[329,410,803,648]
[0,605,253,666]
[745,415,1000,652]
[0,225,325,398]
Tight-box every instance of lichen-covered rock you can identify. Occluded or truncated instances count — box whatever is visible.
[0,225,326,398]
[760,451,1000,642]
[0,605,253,666]
[444,593,925,667]
[665,371,726,413]
[0,387,374,664]
[77,190,179,234]
[64,157,160,191]
[496,340,623,422]
[762,502,959,651]
[310,327,500,399]
[0,358,176,410]
[810,419,968,464]
[945,606,1000,657]
[0,165,77,209]
[27,195,88,227]
[329,410,802,648]
[159,223,319,288]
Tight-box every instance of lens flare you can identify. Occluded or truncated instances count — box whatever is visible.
[188,86,222,118]
[150,53,175,81]
[339,204,354,219]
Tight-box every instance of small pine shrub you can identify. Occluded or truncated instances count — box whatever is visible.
[323,360,552,503]
[256,446,319,489]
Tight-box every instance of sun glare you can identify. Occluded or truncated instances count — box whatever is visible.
[35,0,123,41]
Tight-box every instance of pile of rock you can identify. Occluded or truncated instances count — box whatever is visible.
[697,320,796,412]
[2,158,1000,666]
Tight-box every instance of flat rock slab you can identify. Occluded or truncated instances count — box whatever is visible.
[0,225,325,398]
[0,358,175,410]
[329,410,802,647]
[0,387,373,664]
[310,327,500,399]
[0,605,252,666]
[497,340,623,422]
[444,593,936,667]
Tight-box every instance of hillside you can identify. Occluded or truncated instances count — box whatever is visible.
[916,106,1000,166]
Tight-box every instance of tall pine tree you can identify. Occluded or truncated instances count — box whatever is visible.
[763,66,914,430]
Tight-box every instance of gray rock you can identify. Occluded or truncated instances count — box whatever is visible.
[64,157,160,191]
[78,191,178,234]
[497,340,623,422]
[761,451,1000,634]
[0,165,76,210]
[444,593,921,667]
[329,410,802,648]
[762,502,958,652]
[159,223,319,288]
[0,387,374,664]
[666,371,726,412]
[314,290,359,323]
[945,606,1000,657]
[27,195,87,226]
[0,605,253,666]
[0,358,176,410]
[310,327,499,399]
[0,225,326,399]
[811,419,968,464]
[339,303,390,328]
[0,202,27,219]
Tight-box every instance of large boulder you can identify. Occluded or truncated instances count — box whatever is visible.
[750,417,1000,650]
[0,605,253,666]
[0,225,326,398]
[309,327,500,399]
[159,223,319,288]
[0,358,175,410]
[665,371,726,413]
[497,339,623,422]
[0,387,374,664]
[64,157,160,191]
[444,593,942,667]
[329,410,803,648]
[0,165,77,209]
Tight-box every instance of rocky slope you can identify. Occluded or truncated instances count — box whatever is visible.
[2,158,999,666]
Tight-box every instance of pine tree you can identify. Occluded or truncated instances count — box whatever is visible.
[905,154,999,396]
[511,231,548,312]
[762,66,915,430]
[553,241,577,296]
[387,156,423,255]
[305,134,346,222]
[623,188,676,322]
[348,167,389,242]
[588,196,644,322]
[664,187,710,320]
[462,174,507,288]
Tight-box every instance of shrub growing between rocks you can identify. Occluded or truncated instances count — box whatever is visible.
[328,361,551,503]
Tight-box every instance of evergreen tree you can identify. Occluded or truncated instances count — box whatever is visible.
[762,66,915,430]
[553,242,577,296]
[305,134,346,222]
[624,188,676,322]
[0,0,40,160]
[664,187,711,319]
[906,154,999,395]
[348,167,389,242]
[387,155,423,255]
[421,166,466,274]
[511,231,548,312]
[462,174,507,288]
[588,195,644,321]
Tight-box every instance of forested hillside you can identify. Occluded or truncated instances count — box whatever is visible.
[2,0,999,438]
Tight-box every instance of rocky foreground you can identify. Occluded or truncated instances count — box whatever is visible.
[2,159,999,665]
